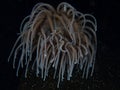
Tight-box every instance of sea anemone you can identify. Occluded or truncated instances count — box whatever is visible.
[8,2,97,87]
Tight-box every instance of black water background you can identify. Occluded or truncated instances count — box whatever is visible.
[0,0,120,90]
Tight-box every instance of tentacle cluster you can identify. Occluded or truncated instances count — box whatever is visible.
[8,2,97,88]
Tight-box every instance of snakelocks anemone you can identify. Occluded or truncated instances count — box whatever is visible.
[8,2,97,88]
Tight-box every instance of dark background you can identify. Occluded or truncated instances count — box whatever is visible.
[0,0,120,90]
